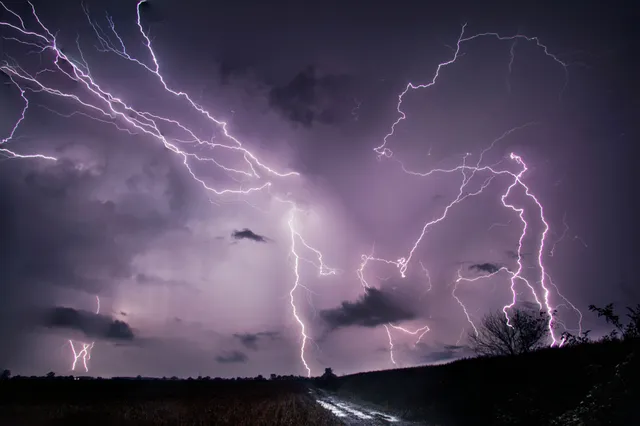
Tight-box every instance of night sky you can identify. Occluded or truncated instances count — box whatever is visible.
[0,0,637,378]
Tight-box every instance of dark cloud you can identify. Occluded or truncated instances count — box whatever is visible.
[215,350,248,364]
[320,287,417,330]
[268,66,355,127]
[469,263,501,274]
[44,307,134,341]
[231,228,269,243]
[233,331,280,350]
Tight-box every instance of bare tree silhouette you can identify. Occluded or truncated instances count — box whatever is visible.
[468,308,550,356]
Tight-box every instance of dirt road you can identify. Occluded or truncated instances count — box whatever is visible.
[311,389,425,425]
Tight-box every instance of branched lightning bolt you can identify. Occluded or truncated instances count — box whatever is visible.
[374,23,567,159]
[365,24,580,363]
[357,247,431,365]
[0,1,337,376]
[283,201,337,376]
[0,0,297,195]
[68,295,100,373]
[454,266,514,336]
[0,71,57,160]
[1,3,585,374]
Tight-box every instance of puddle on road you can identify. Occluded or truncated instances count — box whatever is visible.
[316,397,401,423]
[316,400,348,418]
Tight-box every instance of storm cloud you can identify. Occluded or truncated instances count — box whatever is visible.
[320,287,418,330]
[0,0,635,379]
[45,307,135,341]
[231,228,270,243]
[469,263,501,274]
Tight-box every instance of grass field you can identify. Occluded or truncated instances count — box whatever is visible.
[1,339,638,425]
[0,379,340,426]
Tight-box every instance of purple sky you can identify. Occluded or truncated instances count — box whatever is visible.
[0,0,637,378]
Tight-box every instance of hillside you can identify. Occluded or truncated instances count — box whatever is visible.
[333,339,639,425]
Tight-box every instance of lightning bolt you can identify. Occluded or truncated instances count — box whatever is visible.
[1,3,584,375]
[357,247,431,365]
[0,1,297,196]
[0,1,335,376]
[365,24,580,363]
[283,201,337,376]
[68,295,100,373]
[374,23,567,159]
[0,70,57,160]
[68,340,94,373]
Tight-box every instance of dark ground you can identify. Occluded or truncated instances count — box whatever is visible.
[1,339,638,425]
[0,379,339,426]
[336,339,640,426]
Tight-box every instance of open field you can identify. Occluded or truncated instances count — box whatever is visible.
[0,379,340,426]
[1,339,638,425]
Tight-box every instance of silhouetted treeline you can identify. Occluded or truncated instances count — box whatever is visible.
[0,372,312,383]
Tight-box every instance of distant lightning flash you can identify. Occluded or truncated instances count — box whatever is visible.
[68,295,100,373]
[549,212,570,257]
[68,340,94,373]
[365,23,580,363]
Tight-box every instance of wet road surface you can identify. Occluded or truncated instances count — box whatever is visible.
[311,389,426,425]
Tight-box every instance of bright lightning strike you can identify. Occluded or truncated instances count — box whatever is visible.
[365,24,581,363]
[0,0,335,377]
[284,201,337,376]
[68,295,100,373]
[356,248,431,365]
[0,72,57,160]
[1,3,584,375]
[0,0,296,195]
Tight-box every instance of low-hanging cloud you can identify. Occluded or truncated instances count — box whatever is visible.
[320,287,418,330]
[215,350,248,364]
[469,263,501,274]
[231,228,270,243]
[44,306,135,340]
